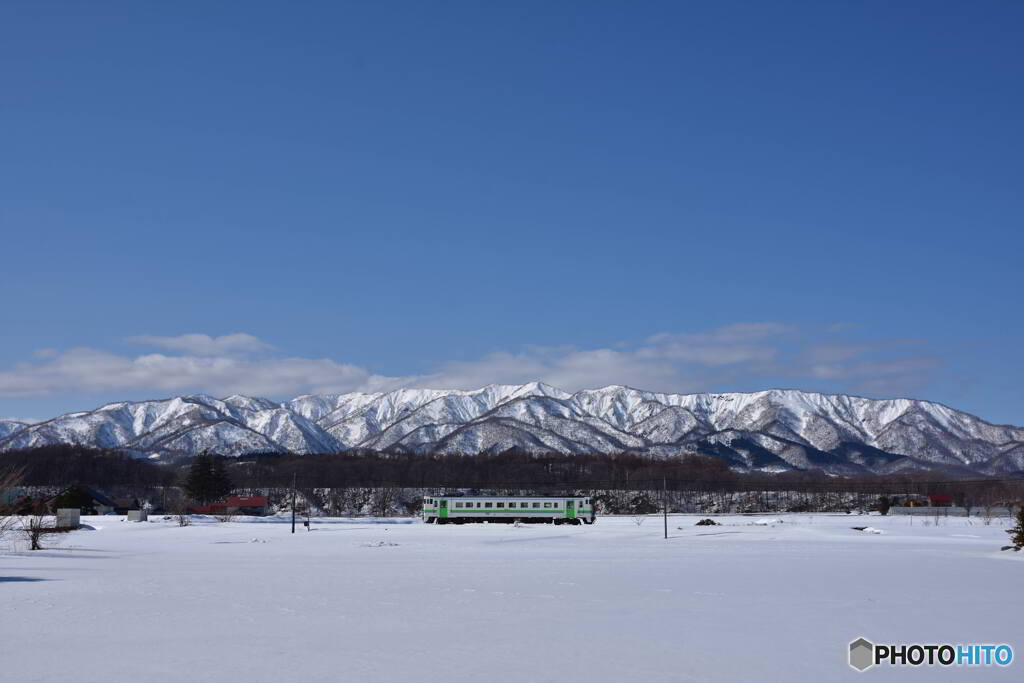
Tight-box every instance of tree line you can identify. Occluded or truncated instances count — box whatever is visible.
[2,445,1022,510]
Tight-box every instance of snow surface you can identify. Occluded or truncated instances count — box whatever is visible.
[2,513,1021,681]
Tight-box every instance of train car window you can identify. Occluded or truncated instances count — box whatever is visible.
[496,502,504,508]
[543,502,551,508]
[532,502,540,508]
[484,502,492,508]
[554,502,560,508]
[455,502,463,508]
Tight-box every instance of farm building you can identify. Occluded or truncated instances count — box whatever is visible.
[189,495,269,516]
[46,486,118,515]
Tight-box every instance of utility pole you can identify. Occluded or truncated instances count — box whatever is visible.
[663,476,668,539]
[291,471,297,534]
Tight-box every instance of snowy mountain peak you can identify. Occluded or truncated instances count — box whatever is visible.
[2,384,1022,475]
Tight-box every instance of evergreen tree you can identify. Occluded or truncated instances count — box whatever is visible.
[184,451,212,503]
[1006,505,1024,552]
[210,456,233,502]
[184,451,232,504]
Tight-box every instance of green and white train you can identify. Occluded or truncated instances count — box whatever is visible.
[422,496,596,525]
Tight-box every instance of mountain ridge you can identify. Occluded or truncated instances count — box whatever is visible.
[2,383,1022,475]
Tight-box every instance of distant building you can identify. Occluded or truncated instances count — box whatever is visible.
[46,486,117,515]
[928,493,954,507]
[226,495,269,515]
[55,508,81,528]
[113,498,141,515]
[0,487,32,507]
[188,495,269,516]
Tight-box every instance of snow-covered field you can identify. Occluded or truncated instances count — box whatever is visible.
[2,513,1021,682]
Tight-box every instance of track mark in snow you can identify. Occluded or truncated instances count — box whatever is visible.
[484,534,573,544]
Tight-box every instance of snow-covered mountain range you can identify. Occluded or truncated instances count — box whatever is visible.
[2,383,1022,475]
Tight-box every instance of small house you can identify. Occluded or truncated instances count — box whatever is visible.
[47,486,117,515]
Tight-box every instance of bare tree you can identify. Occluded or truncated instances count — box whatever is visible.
[983,499,995,526]
[22,514,61,550]
[175,501,192,527]
[161,487,192,527]
[370,487,399,517]
[2,467,66,551]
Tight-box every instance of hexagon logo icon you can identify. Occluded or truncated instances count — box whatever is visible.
[849,637,875,671]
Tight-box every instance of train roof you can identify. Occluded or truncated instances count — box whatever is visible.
[425,495,588,499]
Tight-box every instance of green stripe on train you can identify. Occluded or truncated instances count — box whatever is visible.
[421,508,592,511]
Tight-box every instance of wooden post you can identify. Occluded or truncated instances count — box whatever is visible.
[663,476,668,539]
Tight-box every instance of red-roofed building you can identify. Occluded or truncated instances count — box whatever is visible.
[226,496,269,515]
[928,493,953,507]
[189,496,269,516]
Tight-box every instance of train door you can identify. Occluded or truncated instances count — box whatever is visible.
[439,499,449,520]
[566,499,576,520]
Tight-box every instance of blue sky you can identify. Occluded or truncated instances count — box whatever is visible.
[1,1,1021,425]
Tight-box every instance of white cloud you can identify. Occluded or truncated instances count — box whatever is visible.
[0,347,391,398]
[127,333,274,356]
[0,324,940,401]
